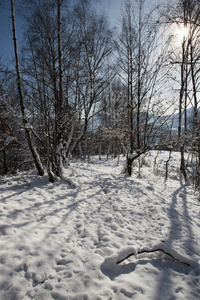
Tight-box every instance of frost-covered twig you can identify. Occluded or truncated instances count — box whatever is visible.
[116,243,197,267]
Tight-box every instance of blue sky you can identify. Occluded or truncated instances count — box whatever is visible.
[0,0,164,65]
[0,1,15,64]
[0,0,123,65]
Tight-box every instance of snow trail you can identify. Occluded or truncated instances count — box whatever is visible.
[0,152,200,299]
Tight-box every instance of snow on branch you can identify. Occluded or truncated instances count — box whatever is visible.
[116,243,198,267]
[62,177,77,188]
[101,243,199,278]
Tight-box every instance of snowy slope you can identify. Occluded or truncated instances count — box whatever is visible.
[0,151,200,300]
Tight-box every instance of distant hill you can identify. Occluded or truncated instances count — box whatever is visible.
[166,107,199,132]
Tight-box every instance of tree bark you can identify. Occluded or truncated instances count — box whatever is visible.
[56,0,64,177]
[126,147,149,176]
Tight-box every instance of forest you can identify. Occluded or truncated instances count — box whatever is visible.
[1,1,200,299]
[0,0,200,190]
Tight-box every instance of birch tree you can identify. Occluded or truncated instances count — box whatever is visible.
[11,0,44,176]
[116,0,169,175]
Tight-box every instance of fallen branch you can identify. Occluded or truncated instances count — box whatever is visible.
[62,177,77,188]
[117,248,190,266]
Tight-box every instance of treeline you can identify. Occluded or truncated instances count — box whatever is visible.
[0,0,200,188]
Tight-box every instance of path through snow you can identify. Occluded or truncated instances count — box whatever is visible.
[0,152,200,299]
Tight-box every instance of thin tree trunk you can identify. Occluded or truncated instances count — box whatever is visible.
[178,42,185,139]
[180,145,187,181]
[11,0,44,176]
[190,42,198,138]
[165,150,172,180]
[3,149,7,174]
[56,0,64,177]
[99,142,102,160]
[136,0,142,150]
[179,37,187,182]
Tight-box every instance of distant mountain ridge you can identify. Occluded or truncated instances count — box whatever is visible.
[167,106,199,132]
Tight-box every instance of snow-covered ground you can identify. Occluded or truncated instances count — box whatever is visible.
[0,151,200,300]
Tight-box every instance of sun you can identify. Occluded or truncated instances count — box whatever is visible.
[176,24,190,42]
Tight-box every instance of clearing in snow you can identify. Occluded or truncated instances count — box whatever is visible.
[0,151,200,299]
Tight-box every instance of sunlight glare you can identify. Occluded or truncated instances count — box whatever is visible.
[177,24,189,42]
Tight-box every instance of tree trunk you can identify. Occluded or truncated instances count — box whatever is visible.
[56,0,64,177]
[11,0,44,176]
[127,156,132,176]
[179,36,188,182]
[126,147,149,176]
[3,149,7,174]
[190,41,199,139]
[180,145,187,182]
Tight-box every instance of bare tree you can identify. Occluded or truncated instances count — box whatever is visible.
[69,1,114,154]
[116,0,171,175]
[18,0,114,179]
[167,0,200,185]
[10,0,44,176]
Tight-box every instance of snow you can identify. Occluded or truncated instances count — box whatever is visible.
[0,151,200,300]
